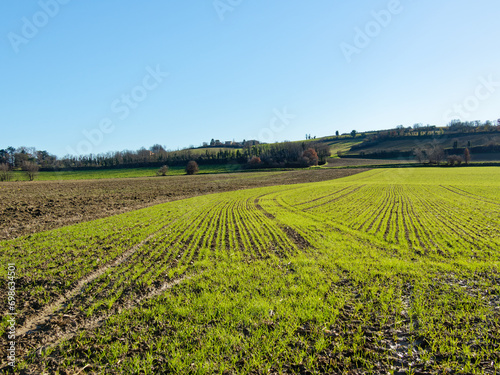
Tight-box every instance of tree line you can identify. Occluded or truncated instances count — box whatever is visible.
[0,141,330,176]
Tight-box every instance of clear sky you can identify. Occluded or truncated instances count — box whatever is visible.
[1,0,499,156]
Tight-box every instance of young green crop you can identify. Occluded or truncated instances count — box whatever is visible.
[1,167,499,374]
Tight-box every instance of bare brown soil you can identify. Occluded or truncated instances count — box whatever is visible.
[0,168,368,241]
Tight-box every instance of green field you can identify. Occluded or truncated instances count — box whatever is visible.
[299,136,364,157]
[9,164,250,181]
[1,168,499,374]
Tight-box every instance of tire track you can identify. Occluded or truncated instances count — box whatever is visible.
[291,185,354,207]
[3,275,192,371]
[253,195,311,250]
[303,185,367,211]
[16,210,193,338]
[440,185,500,206]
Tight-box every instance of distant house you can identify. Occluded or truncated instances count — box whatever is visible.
[243,140,260,147]
[205,139,251,148]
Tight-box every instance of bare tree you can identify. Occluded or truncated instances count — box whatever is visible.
[186,160,199,175]
[413,148,425,163]
[447,155,463,166]
[22,161,39,181]
[156,165,169,176]
[427,145,445,165]
[0,163,12,182]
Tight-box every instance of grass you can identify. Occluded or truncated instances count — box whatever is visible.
[325,139,364,156]
[9,164,312,182]
[1,167,499,374]
[9,164,254,181]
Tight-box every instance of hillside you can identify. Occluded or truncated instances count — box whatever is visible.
[3,124,500,175]
[344,132,500,158]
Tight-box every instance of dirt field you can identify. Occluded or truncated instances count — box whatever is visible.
[0,168,368,241]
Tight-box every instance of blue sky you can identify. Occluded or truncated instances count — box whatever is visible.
[1,0,499,156]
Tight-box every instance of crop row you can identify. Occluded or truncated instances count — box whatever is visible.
[73,193,301,319]
[273,182,500,259]
[1,189,304,362]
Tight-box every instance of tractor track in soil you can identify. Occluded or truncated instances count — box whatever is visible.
[0,275,192,371]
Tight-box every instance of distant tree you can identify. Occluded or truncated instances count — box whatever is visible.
[36,150,56,168]
[427,146,445,165]
[413,123,423,137]
[447,155,463,166]
[351,130,357,138]
[413,148,425,163]
[434,148,445,165]
[150,144,166,154]
[186,160,199,175]
[14,148,31,168]
[22,161,39,181]
[156,165,169,176]
[464,148,471,165]
[0,163,12,182]
[0,149,7,165]
[248,156,261,166]
[302,148,319,166]
[6,147,16,166]
[335,131,339,137]
[453,140,458,149]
